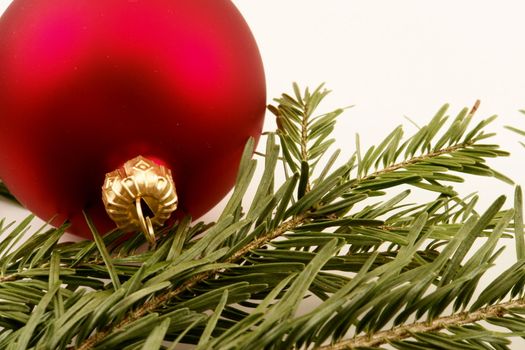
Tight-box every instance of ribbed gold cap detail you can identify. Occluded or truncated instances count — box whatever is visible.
[102,156,178,245]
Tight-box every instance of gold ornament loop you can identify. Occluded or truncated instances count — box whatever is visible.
[102,155,178,245]
[135,197,156,247]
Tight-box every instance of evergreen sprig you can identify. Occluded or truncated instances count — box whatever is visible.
[0,85,523,349]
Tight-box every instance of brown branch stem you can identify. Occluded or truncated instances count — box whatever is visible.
[0,274,18,283]
[319,298,524,350]
[301,102,312,193]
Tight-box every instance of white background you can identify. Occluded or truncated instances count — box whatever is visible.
[1,0,525,347]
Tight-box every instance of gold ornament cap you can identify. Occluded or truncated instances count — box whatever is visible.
[102,155,178,245]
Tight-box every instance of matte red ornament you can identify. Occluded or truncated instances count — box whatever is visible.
[0,0,266,239]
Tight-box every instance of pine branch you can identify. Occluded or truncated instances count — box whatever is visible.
[355,141,474,184]
[350,100,512,198]
[269,83,347,197]
[0,85,521,350]
[320,298,525,350]
[74,214,309,350]
[364,99,480,182]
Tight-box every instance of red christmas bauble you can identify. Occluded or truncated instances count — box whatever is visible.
[0,0,266,238]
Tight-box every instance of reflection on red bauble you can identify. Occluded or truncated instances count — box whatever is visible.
[0,0,266,238]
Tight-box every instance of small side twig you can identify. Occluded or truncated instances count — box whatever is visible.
[319,298,524,350]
